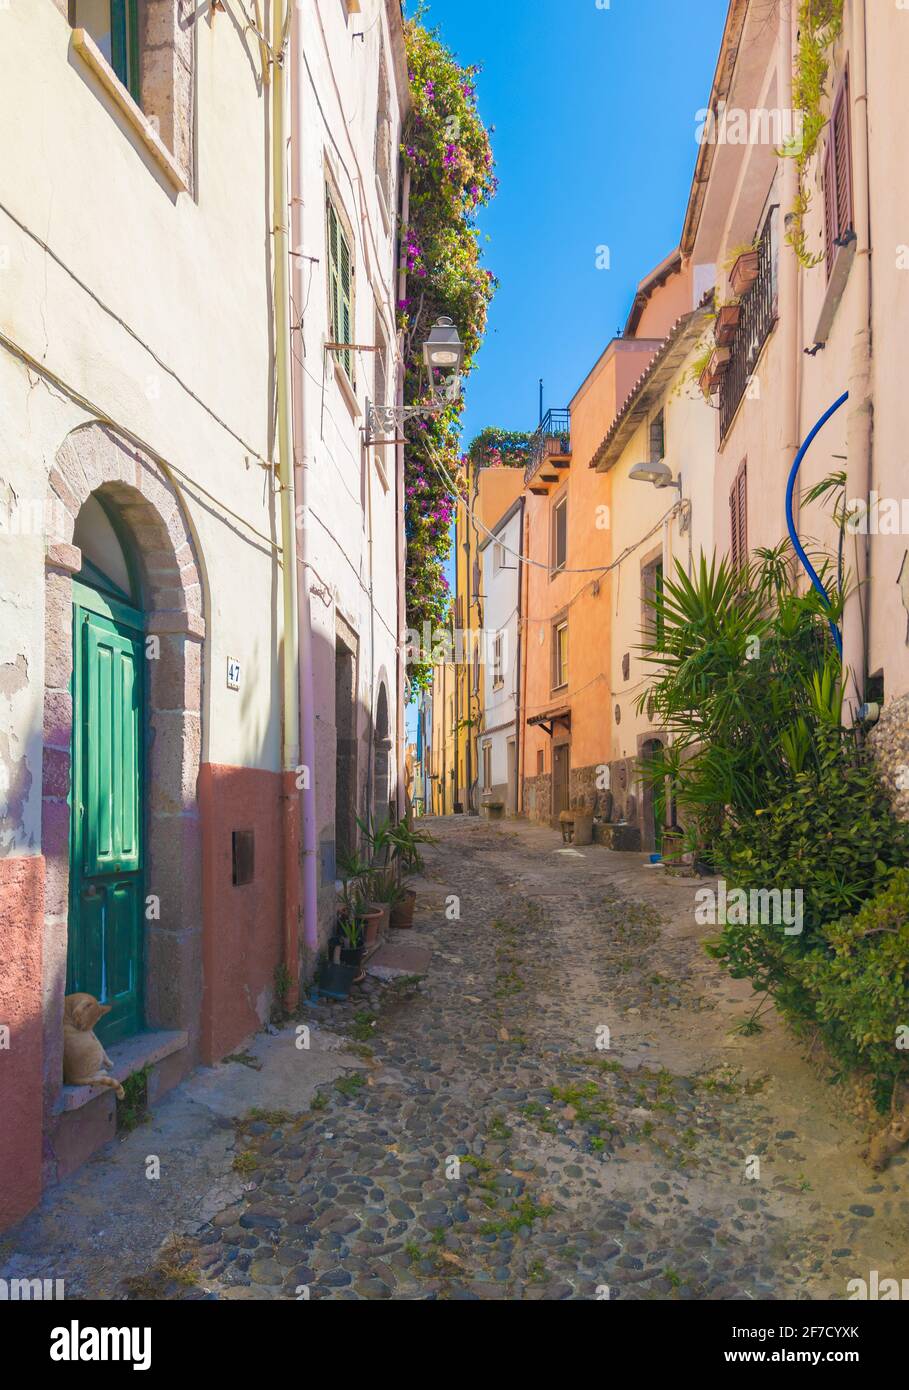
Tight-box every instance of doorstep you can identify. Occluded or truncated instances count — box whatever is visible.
[56,1029,188,1113]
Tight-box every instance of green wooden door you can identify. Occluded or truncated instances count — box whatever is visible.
[68,581,144,1046]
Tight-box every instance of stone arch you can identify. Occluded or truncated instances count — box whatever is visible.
[42,421,205,1113]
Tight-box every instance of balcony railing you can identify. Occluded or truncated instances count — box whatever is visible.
[719,208,779,439]
[525,408,571,485]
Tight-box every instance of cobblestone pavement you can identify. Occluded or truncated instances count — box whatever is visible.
[136,818,909,1301]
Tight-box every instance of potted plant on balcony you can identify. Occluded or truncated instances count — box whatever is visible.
[727,241,760,297]
[705,346,731,391]
[714,299,742,347]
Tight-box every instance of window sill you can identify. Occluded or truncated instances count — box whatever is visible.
[72,29,189,194]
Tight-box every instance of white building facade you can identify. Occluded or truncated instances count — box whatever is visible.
[479,497,524,813]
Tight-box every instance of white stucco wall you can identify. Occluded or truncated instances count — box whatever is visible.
[479,501,522,804]
[291,0,406,888]
[0,1,284,854]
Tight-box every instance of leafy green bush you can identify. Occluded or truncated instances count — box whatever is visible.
[708,737,909,1013]
[803,871,909,1110]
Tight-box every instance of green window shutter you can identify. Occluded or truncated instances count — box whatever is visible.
[110,0,141,105]
[327,197,354,384]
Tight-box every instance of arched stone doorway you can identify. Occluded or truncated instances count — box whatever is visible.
[43,422,204,1111]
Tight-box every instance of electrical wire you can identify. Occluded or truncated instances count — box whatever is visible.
[0,198,271,470]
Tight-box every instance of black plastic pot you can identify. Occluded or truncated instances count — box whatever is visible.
[318,960,356,1000]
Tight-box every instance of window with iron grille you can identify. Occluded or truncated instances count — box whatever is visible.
[824,70,853,279]
[729,461,748,571]
[327,196,355,386]
[720,209,779,439]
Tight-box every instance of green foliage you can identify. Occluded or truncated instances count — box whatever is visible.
[402,14,498,696]
[117,1066,149,1133]
[781,0,845,268]
[802,871,909,1107]
[466,427,531,470]
[641,532,909,1106]
[637,546,845,842]
[707,736,909,1021]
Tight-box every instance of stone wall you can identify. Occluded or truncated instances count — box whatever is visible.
[869,693,909,821]
[523,771,551,824]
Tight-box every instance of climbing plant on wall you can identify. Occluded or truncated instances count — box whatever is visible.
[781,0,845,268]
[401,6,497,697]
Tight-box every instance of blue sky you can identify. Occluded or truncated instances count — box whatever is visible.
[405,0,729,441]
[404,0,730,737]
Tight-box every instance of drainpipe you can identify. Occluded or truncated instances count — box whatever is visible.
[513,496,526,816]
[843,0,872,721]
[272,0,303,1005]
[778,0,802,549]
[395,170,411,819]
[289,0,319,958]
[518,501,530,816]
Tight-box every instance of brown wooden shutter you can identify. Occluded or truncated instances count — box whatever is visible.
[730,461,747,570]
[825,71,853,279]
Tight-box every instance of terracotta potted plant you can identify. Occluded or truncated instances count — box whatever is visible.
[728,245,759,297]
[390,887,417,930]
[367,862,402,942]
[714,301,741,347]
[706,346,731,389]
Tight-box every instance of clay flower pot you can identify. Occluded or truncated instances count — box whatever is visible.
[714,303,741,347]
[705,346,731,391]
[363,905,386,948]
[390,888,417,930]
[729,250,759,297]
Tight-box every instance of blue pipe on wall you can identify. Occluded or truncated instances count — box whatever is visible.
[784,391,849,656]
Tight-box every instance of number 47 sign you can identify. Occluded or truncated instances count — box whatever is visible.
[227,656,241,691]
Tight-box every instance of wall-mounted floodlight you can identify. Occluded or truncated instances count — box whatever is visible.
[629,459,681,492]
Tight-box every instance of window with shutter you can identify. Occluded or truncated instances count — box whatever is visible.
[551,495,568,574]
[327,196,355,385]
[729,461,748,571]
[824,71,853,279]
[71,1,141,104]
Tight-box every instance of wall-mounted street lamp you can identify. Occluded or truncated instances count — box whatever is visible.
[629,458,681,492]
[366,316,464,442]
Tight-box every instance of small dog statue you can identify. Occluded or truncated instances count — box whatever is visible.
[62,993,125,1098]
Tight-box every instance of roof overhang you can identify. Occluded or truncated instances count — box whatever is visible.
[590,297,714,474]
[624,247,683,338]
[680,0,750,256]
[527,707,571,738]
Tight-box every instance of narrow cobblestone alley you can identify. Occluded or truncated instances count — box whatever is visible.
[11,815,906,1305]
